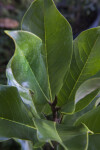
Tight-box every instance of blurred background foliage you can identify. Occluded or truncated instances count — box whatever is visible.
[55,0,99,34]
[0,0,33,85]
[0,0,100,149]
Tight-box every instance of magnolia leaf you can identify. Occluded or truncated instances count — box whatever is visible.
[34,118,89,150]
[6,58,40,118]
[0,85,33,125]
[75,106,100,133]
[75,78,100,112]
[58,27,100,113]
[0,85,39,144]
[5,30,50,113]
[58,134,100,150]
[22,0,73,101]
[63,97,98,126]
[88,134,100,150]
[0,118,37,143]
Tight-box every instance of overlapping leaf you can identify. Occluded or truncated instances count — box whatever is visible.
[6,30,50,113]
[34,118,89,150]
[75,105,100,133]
[2,0,100,149]
[0,85,33,125]
[6,0,73,114]
[58,27,100,113]
[21,0,73,101]
[6,58,39,118]
[0,85,38,144]
[0,118,36,143]
[75,78,100,112]
[62,97,98,126]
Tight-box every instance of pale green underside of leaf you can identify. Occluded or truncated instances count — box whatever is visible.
[95,97,100,107]
[58,27,100,114]
[75,78,100,112]
[34,118,89,150]
[75,78,100,103]
[21,0,73,101]
[16,139,44,149]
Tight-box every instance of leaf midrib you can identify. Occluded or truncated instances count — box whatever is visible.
[68,35,99,101]
[0,117,36,129]
[12,43,49,102]
[43,0,52,102]
[54,123,68,150]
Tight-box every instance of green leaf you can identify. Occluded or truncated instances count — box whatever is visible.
[88,134,100,150]
[0,118,37,143]
[0,85,38,143]
[75,106,100,133]
[6,58,40,118]
[58,134,100,150]
[75,78,100,112]
[58,27,100,113]
[34,118,89,150]
[22,0,73,101]
[63,97,98,126]
[5,30,50,113]
[0,85,33,125]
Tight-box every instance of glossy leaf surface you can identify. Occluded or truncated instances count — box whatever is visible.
[75,106,100,133]
[58,28,100,113]
[0,118,37,143]
[22,0,73,101]
[75,78,100,112]
[63,97,98,126]
[0,85,39,144]
[6,30,50,113]
[6,58,39,118]
[0,85,33,125]
[34,118,89,150]
[2,0,100,149]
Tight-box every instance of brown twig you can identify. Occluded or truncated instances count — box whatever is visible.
[49,96,61,123]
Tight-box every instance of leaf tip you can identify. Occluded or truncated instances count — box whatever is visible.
[4,30,9,35]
